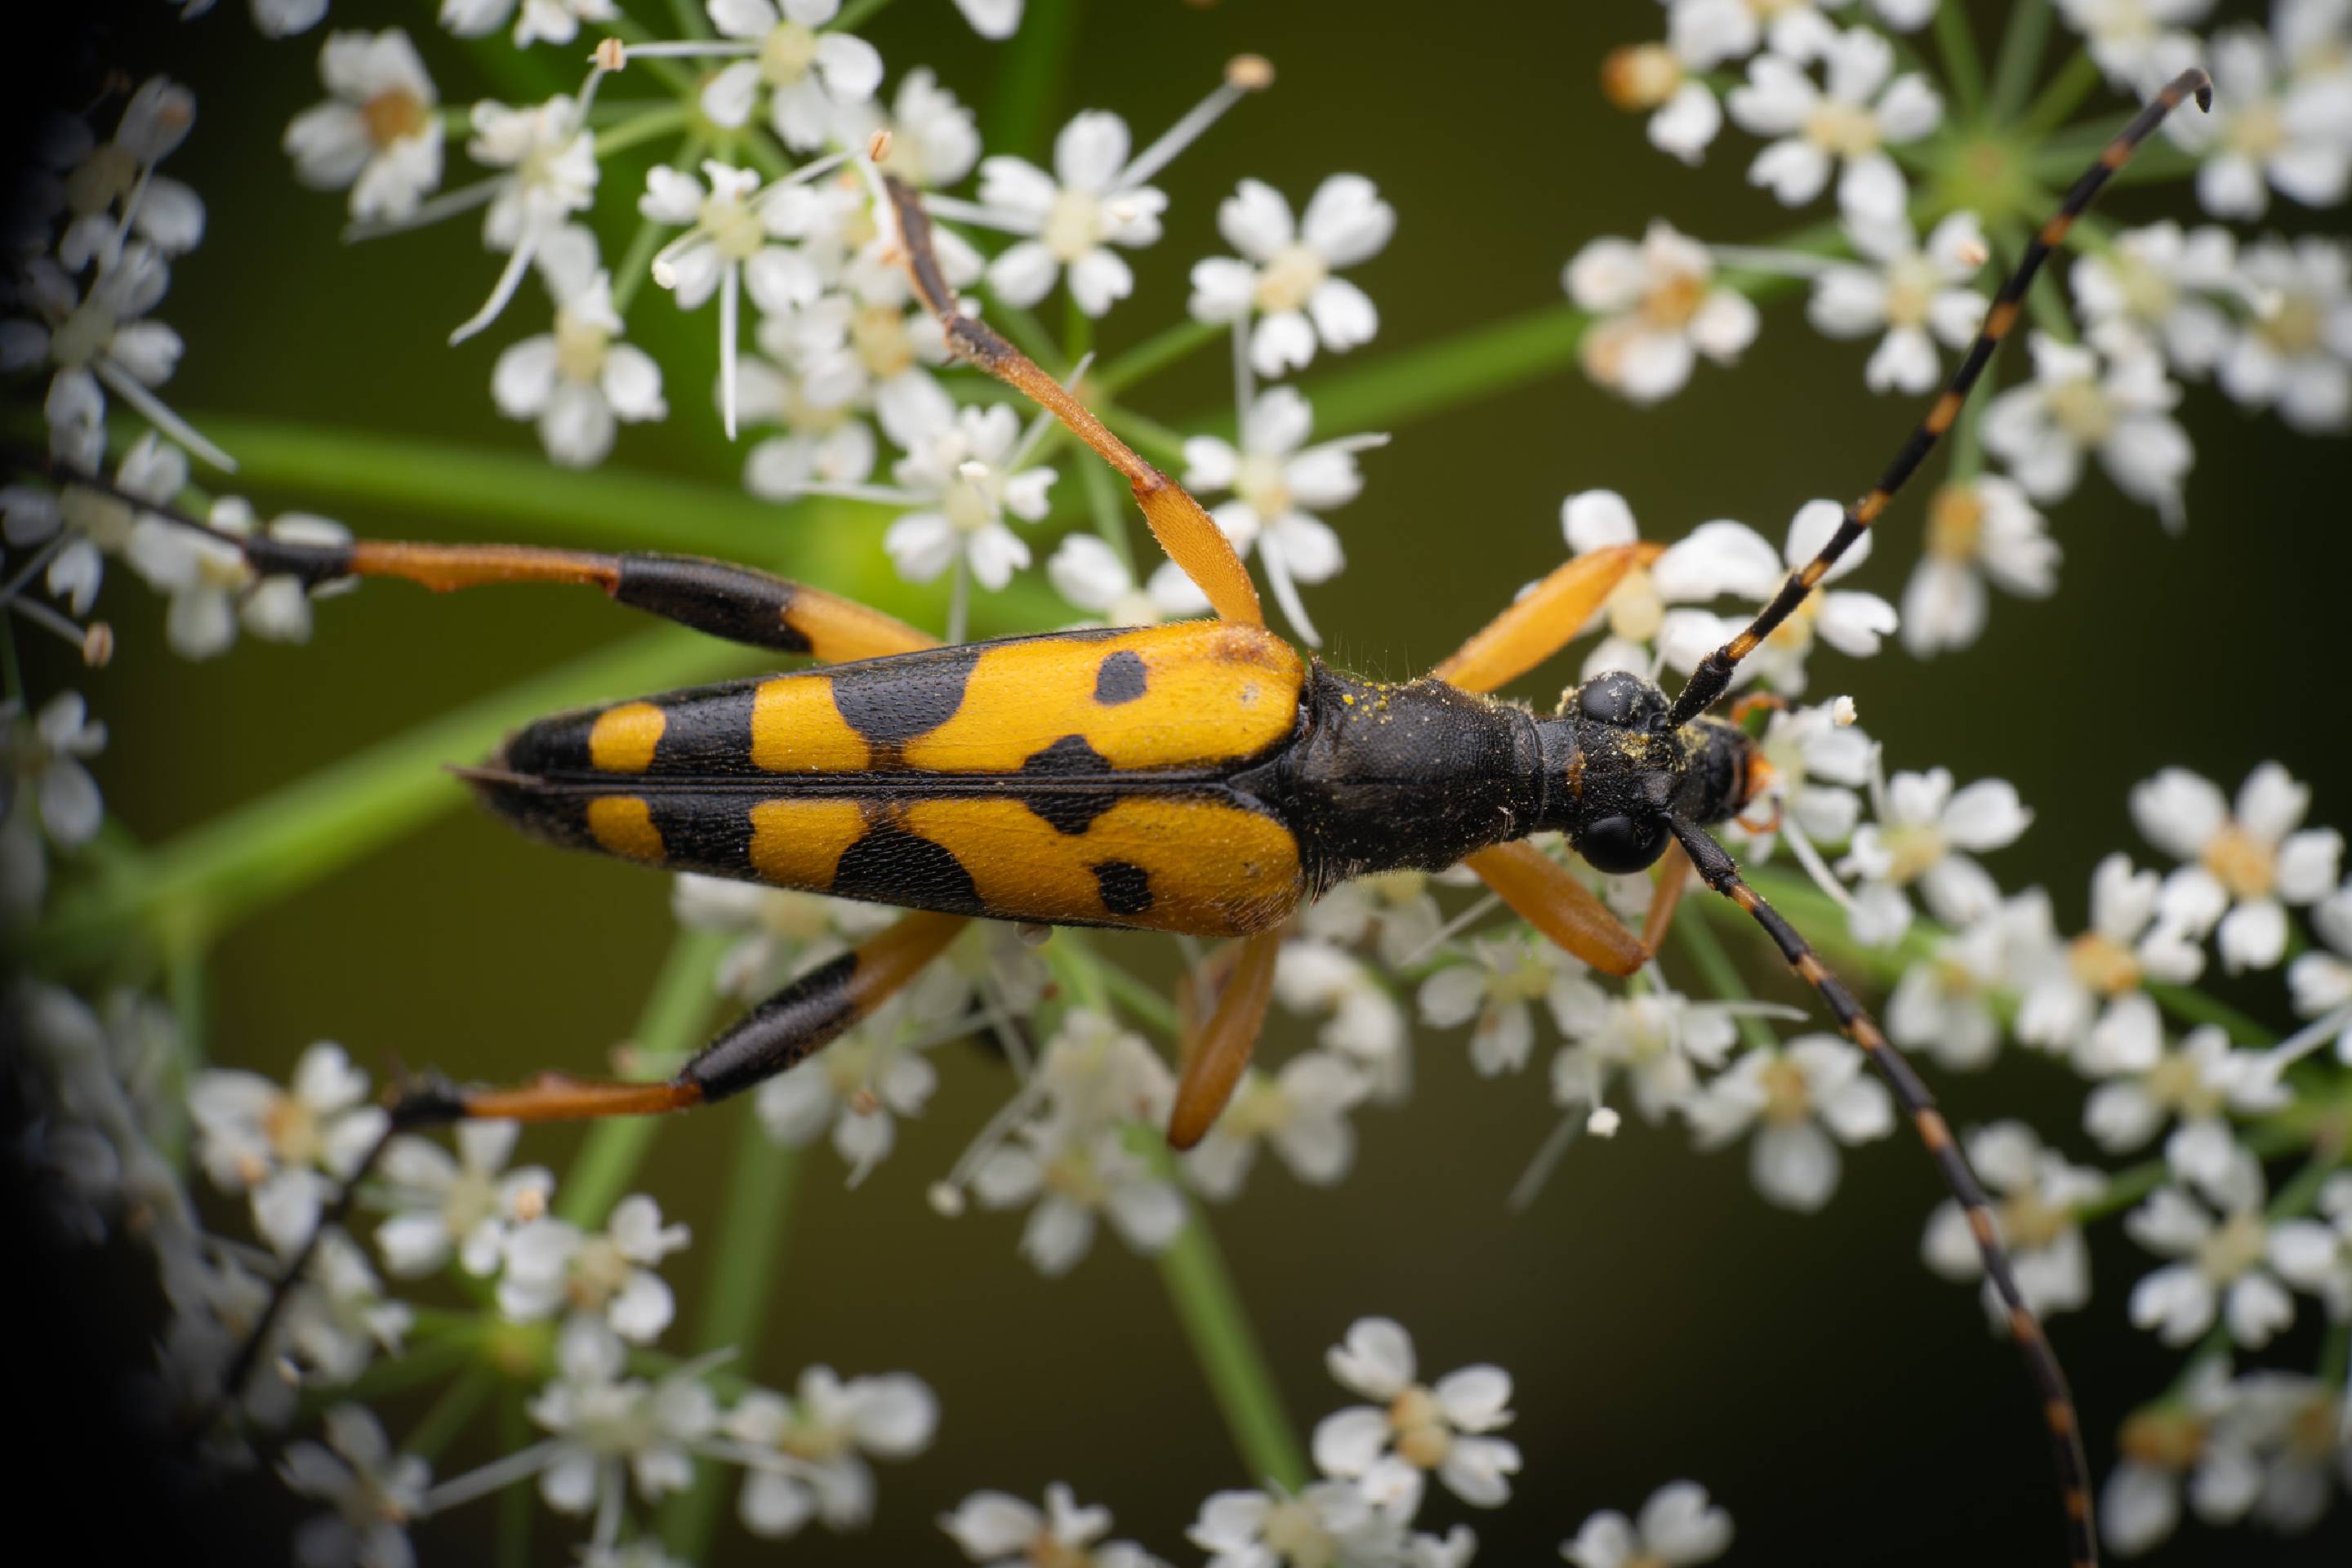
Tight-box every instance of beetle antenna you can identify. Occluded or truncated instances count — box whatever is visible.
[1662,65,2212,731]
[1668,814,2095,1567]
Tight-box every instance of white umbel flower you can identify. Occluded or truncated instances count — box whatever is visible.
[2016,853,2204,1063]
[972,1120,1185,1276]
[1899,476,2056,657]
[1183,1050,1369,1200]
[2286,880,2352,1065]
[1922,1121,2102,1324]
[2130,762,2344,971]
[977,113,1167,316]
[754,1017,938,1186]
[1419,932,1601,1078]
[1648,499,1899,693]
[1601,41,1726,165]
[2069,221,2242,379]
[1561,1479,1734,1567]
[126,495,350,659]
[2217,235,2352,434]
[699,0,884,151]
[189,1041,388,1254]
[1566,221,1759,403]
[497,1193,691,1343]
[942,1484,1165,1568]
[373,1120,553,1279]
[2056,0,2214,91]
[880,402,1056,590]
[1312,1316,1521,1512]
[1726,20,1944,222]
[452,93,599,345]
[1807,212,1989,393]
[1982,327,2193,529]
[1171,386,1383,644]
[1191,1480,1418,1568]
[1840,763,2032,946]
[283,29,443,224]
[493,233,666,468]
[724,1365,938,1537]
[2172,24,2352,220]
[1044,533,1200,628]
[280,1405,430,1568]
[2127,1160,2300,1348]
[1683,1036,1895,1211]
[1190,175,1395,377]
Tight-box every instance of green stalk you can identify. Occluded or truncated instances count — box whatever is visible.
[832,0,900,29]
[495,1388,533,1568]
[557,924,733,1227]
[662,1119,801,1560]
[406,1365,499,1463]
[32,628,762,966]
[984,0,1085,161]
[1079,444,1134,573]
[1153,1193,1310,1491]
[1986,0,2054,123]
[1098,317,1226,394]
[170,416,858,561]
[1934,0,1988,122]
[594,102,696,161]
[665,0,715,37]
[2018,49,2106,138]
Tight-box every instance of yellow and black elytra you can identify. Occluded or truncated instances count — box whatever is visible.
[74,68,2212,1568]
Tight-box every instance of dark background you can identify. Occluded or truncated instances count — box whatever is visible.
[6,1,2348,1564]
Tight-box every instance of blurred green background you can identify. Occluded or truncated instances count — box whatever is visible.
[11,0,2352,1563]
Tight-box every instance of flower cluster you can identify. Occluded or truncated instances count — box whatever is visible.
[8,2,2352,1566]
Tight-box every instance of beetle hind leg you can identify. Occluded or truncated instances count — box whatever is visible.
[1167,929,1284,1150]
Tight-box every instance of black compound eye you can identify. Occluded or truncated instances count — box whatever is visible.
[1575,670,1665,730]
[1579,812,1668,875]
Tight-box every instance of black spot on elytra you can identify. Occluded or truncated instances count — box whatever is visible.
[1092,860,1153,917]
[1094,649,1147,705]
[831,820,985,915]
[1018,734,1118,835]
[651,682,758,776]
[646,794,756,878]
[828,643,982,746]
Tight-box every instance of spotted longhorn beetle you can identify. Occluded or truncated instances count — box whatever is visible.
[51,67,2213,1568]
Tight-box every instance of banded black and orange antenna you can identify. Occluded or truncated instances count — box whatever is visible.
[1662,66,2213,733]
[1650,67,2215,1568]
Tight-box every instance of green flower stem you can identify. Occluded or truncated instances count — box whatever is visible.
[557,924,733,1227]
[662,1118,802,1561]
[832,0,900,30]
[1096,951,1182,1041]
[1096,399,1189,469]
[405,1364,499,1463]
[33,628,762,968]
[304,1325,483,1412]
[2078,1120,2314,1223]
[594,102,696,160]
[496,1388,533,1568]
[1098,317,1226,395]
[2142,980,2278,1049]
[612,131,706,316]
[984,0,1085,162]
[1934,0,1988,121]
[1986,0,2054,124]
[2018,49,2107,138]
[1065,294,1096,368]
[1676,902,1780,1054]
[1078,443,1135,573]
[666,0,716,38]
[1152,1187,1311,1492]
[2320,1318,2350,1387]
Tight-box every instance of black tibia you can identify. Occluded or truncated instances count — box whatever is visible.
[1255,665,1543,889]
[684,954,860,1102]
[611,555,813,653]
